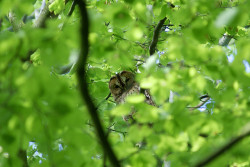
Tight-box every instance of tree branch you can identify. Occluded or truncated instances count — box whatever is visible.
[105,92,111,100]
[75,0,120,166]
[18,149,28,167]
[194,123,250,167]
[218,34,233,46]
[67,0,77,17]
[112,34,148,49]
[34,0,52,28]
[149,17,167,56]
[86,122,127,135]
[7,11,24,32]
[20,0,53,62]
[187,96,210,111]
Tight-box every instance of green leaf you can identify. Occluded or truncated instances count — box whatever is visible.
[49,0,65,15]
[215,8,238,28]
[126,94,145,104]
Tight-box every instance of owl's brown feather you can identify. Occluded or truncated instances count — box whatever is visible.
[109,71,155,106]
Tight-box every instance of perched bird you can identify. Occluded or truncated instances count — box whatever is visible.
[109,71,155,121]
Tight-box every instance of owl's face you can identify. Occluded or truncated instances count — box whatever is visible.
[109,71,138,103]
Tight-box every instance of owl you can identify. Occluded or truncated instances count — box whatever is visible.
[109,71,155,121]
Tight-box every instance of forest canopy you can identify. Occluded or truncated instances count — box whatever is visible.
[0,0,250,167]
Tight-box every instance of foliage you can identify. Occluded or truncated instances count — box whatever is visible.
[0,0,250,166]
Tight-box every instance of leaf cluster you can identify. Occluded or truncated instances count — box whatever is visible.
[0,0,250,166]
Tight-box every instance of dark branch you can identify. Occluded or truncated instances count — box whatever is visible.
[188,96,210,111]
[133,59,145,63]
[199,94,210,101]
[194,124,250,167]
[149,17,167,56]
[18,149,28,167]
[105,93,111,100]
[67,0,77,17]
[75,0,120,166]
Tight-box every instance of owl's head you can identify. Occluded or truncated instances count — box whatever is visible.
[109,71,136,100]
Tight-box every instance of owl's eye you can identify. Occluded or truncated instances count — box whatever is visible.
[125,78,130,82]
[115,85,120,89]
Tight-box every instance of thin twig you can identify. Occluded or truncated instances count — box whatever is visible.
[86,122,127,135]
[75,0,120,166]
[194,123,250,167]
[67,0,77,16]
[107,122,116,129]
[133,59,145,63]
[119,150,141,162]
[149,17,167,55]
[187,96,210,111]
[112,34,148,49]
[105,93,111,100]
[108,128,127,134]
